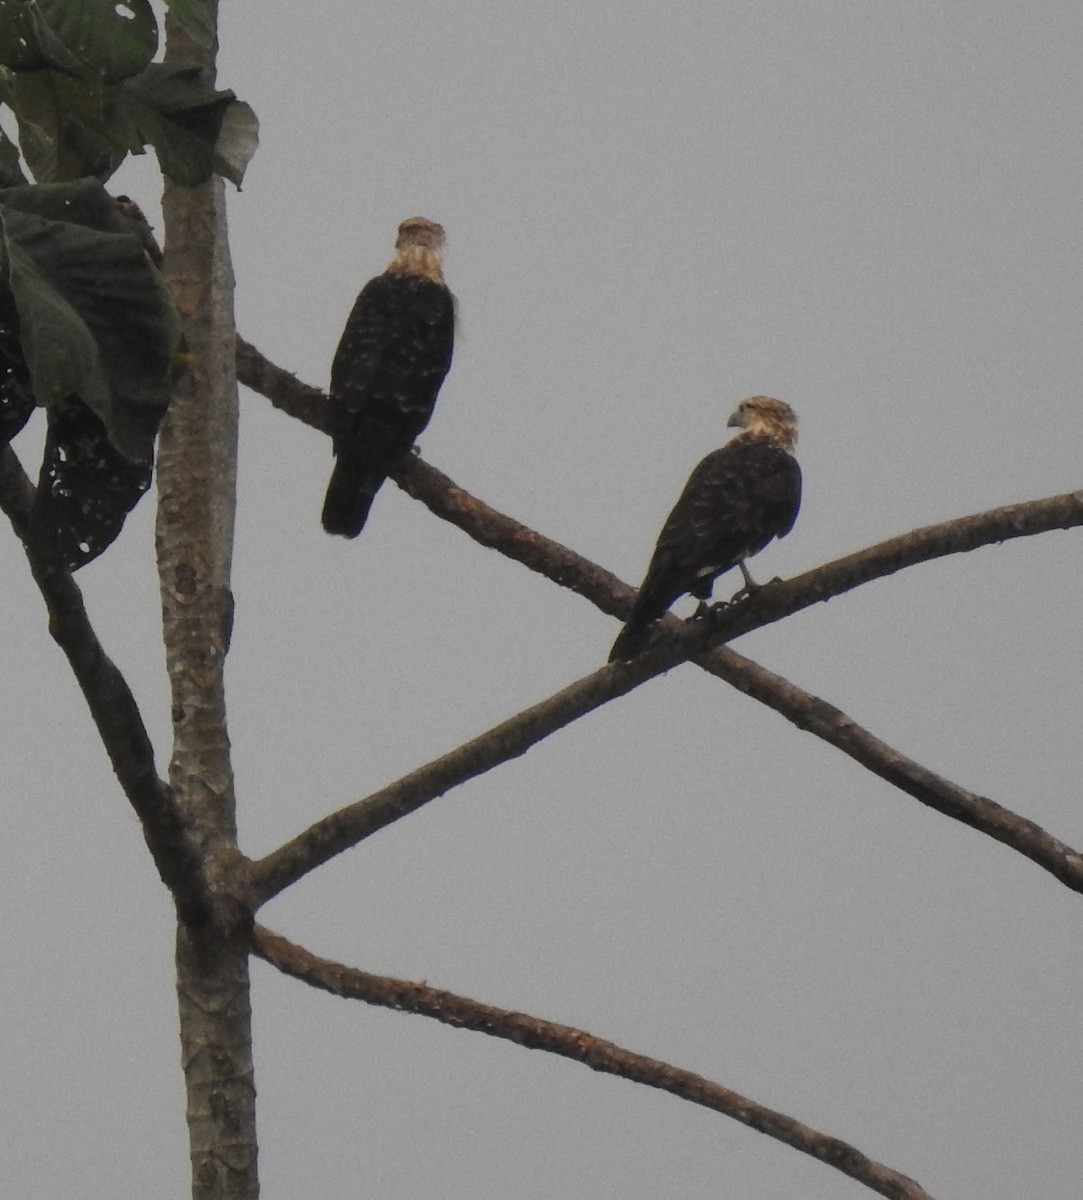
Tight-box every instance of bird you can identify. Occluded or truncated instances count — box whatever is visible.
[321,217,456,538]
[608,396,801,661]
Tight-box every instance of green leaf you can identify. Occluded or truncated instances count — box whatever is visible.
[0,178,181,459]
[0,124,28,187]
[0,4,49,70]
[6,67,136,181]
[211,99,258,188]
[0,0,157,84]
[0,5,256,186]
[120,63,252,187]
[162,0,215,48]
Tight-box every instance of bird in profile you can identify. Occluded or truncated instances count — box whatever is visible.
[321,217,455,538]
[609,396,801,661]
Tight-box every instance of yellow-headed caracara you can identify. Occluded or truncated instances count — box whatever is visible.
[609,396,801,661]
[321,217,455,537]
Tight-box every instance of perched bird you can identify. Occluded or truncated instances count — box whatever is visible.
[609,396,801,661]
[321,217,455,537]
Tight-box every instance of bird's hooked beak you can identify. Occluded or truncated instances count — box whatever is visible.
[726,408,744,430]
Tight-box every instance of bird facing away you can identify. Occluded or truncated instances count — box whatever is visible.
[321,217,455,538]
[608,396,801,661]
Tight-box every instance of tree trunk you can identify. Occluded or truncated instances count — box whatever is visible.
[156,5,258,1196]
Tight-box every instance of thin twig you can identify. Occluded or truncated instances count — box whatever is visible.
[252,925,938,1200]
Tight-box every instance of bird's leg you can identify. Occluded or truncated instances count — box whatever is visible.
[689,579,717,620]
[727,559,762,603]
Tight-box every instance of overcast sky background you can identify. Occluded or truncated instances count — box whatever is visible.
[2,2,1081,1197]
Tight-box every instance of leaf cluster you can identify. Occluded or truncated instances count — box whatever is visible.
[0,177,180,457]
[0,0,256,186]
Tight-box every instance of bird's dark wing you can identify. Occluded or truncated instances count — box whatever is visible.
[329,276,394,415]
[330,275,454,420]
[651,439,800,598]
[609,438,800,660]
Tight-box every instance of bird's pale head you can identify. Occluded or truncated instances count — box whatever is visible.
[396,217,446,251]
[727,396,798,448]
[388,217,447,282]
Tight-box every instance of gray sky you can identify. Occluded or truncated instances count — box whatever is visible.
[2,2,1081,1196]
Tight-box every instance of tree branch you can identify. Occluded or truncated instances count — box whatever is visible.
[250,485,1083,902]
[699,646,1083,889]
[236,337,1082,622]
[236,336,632,612]
[237,336,331,433]
[251,924,937,1200]
[238,339,1083,898]
[700,491,1083,646]
[251,652,648,902]
[0,446,212,921]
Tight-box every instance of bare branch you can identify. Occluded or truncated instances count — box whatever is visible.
[709,491,1083,643]
[699,646,1083,890]
[399,455,632,612]
[0,443,34,529]
[239,340,1083,898]
[237,336,1082,623]
[236,336,632,612]
[237,336,331,434]
[251,486,1083,902]
[0,446,212,920]
[252,924,938,1200]
[251,653,650,902]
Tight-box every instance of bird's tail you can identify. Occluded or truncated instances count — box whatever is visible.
[608,585,671,662]
[608,619,654,662]
[321,449,383,538]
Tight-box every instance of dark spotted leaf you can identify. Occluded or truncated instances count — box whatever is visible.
[28,398,152,569]
[0,288,33,444]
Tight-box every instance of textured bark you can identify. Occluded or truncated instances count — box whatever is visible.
[0,450,212,921]
[157,7,258,1198]
[253,926,938,1200]
[249,487,1083,903]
